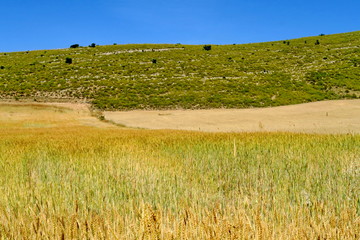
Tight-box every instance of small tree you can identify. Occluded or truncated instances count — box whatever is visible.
[315,40,320,45]
[89,43,96,48]
[70,44,79,48]
[65,57,72,64]
[203,45,212,51]
[152,59,157,64]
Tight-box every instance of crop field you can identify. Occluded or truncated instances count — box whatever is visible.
[0,104,359,239]
[0,31,360,110]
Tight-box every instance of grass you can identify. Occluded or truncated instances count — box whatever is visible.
[0,31,360,110]
[0,122,359,239]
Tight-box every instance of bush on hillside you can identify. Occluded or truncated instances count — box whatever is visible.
[203,45,212,51]
[65,57,72,64]
[70,44,80,48]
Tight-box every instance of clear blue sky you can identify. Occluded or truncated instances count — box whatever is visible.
[1,0,359,52]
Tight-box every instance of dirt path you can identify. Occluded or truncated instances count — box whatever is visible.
[104,100,360,134]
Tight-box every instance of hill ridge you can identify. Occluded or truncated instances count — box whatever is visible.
[0,31,359,110]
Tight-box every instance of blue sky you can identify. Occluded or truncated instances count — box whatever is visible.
[1,0,359,52]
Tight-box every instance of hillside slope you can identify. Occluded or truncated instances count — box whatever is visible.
[0,31,359,110]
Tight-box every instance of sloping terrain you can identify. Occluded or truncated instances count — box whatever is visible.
[0,31,359,110]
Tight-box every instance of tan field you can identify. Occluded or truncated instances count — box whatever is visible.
[1,99,359,134]
[104,99,360,134]
[0,101,114,129]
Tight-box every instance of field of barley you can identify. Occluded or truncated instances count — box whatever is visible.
[0,105,359,239]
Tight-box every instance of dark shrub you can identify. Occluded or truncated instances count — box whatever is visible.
[70,44,80,48]
[203,45,212,51]
[89,43,96,48]
[65,57,72,64]
[152,59,157,64]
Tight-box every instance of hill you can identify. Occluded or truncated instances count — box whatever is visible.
[0,31,359,110]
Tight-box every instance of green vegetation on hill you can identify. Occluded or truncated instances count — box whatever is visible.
[0,32,359,110]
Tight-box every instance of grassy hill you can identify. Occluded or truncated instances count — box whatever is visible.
[0,31,359,110]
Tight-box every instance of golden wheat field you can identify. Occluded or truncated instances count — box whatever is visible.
[0,103,359,239]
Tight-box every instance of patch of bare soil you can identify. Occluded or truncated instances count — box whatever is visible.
[104,100,360,134]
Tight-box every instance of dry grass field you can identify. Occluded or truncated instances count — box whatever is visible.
[0,102,114,129]
[0,102,359,239]
[104,99,360,134]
